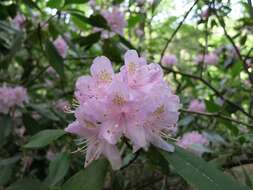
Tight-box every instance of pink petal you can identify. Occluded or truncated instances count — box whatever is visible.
[102,142,122,170]
[125,123,147,150]
[65,121,97,138]
[90,56,114,83]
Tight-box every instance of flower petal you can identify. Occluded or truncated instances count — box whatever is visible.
[65,121,97,138]
[102,142,122,170]
[90,56,114,83]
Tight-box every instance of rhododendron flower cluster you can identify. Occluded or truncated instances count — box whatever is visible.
[177,131,208,156]
[53,36,68,58]
[161,54,177,67]
[188,99,205,113]
[195,52,219,65]
[65,50,180,170]
[0,86,28,114]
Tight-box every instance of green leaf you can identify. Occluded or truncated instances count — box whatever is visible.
[7,178,49,190]
[73,32,101,48]
[24,129,66,149]
[128,14,144,28]
[0,165,12,186]
[62,159,108,190]
[118,35,136,50]
[150,146,249,190]
[71,13,109,29]
[47,0,64,9]
[0,115,12,146]
[45,40,65,79]
[45,152,70,187]
[65,0,89,5]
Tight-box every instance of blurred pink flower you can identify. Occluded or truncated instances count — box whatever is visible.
[66,49,180,169]
[99,7,126,38]
[195,53,219,65]
[53,36,68,58]
[161,54,177,67]
[201,8,210,19]
[177,131,208,156]
[13,13,26,30]
[46,149,57,161]
[0,86,28,114]
[188,99,205,113]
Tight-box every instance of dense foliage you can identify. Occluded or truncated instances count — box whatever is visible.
[1,0,253,189]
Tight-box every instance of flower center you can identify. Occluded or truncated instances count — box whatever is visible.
[98,70,112,82]
[127,63,136,74]
[113,94,126,105]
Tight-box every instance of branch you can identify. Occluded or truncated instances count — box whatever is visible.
[164,67,253,120]
[159,0,199,63]
[180,108,253,128]
[214,11,253,84]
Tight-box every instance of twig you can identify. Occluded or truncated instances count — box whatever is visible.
[164,67,253,120]
[159,0,199,63]
[180,108,253,128]
[214,11,253,84]
[223,159,253,169]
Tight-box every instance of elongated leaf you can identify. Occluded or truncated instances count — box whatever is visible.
[47,0,64,8]
[0,115,12,146]
[7,178,48,190]
[45,40,64,78]
[65,0,89,5]
[73,32,101,48]
[45,152,70,187]
[24,129,66,149]
[149,146,249,190]
[71,13,109,29]
[62,159,108,190]
[0,165,12,186]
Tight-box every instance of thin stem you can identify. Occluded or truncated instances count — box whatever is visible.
[180,108,253,128]
[214,11,253,85]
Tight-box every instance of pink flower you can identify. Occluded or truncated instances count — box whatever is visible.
[188,99,205,113]
[161,54,177,67]
[66,50,180,169]
[13,13,26,30]
[0,86,28,114]
[100,8,126,37]
[177,131,208,156]
[195,52,219,65]
[53,36,68,58]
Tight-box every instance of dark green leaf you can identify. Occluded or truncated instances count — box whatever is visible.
[0,115,12,146]
[47,0,64,9]
[0,165,12,186]
[45,40,65,79]
[45,152,70,187]
[71,13,109,29]
[73,32,101,48]
[7,178,49,190]
[65,0,89,5]
[155,146,249,190]
[62,159,108,190]
[24,129,66,149]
